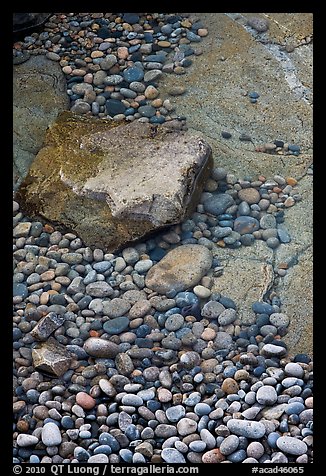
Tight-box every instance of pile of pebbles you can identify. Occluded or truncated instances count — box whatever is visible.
[169,166,300,259]
[13,167,313,464]
[13,12,208,122]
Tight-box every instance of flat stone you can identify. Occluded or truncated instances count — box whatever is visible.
[145,244,212,294]
[226,419,266,439]
[260,404,287,420]
[234,216,260,234]
[13,56,69,189]
[203,193,234,216]
[16,113,212,253]
[17,434,39,447]
[276,436,308,456]
[238,188,260,204]
[219,435,239,455]
[88,454,109,463]
[83,337,119,358]
[30,312,65,341]
[32,337,73,376]
[161,448,186,463]
[103,316,130,334]
[261,343,287,358]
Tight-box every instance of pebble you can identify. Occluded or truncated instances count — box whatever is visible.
[256,385,278,405]
[226,419,266,439]
[83,338,119,358]
[41,422,62,446]
[219,435,239,455]
[276,436,308,455]
[161,448,186,463]
[17,434,39,447]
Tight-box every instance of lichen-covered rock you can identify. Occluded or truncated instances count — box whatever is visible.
[16,112,212,252]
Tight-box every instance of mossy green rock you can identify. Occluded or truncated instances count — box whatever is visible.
[16,112,212,252]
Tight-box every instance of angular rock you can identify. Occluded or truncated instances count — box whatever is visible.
[30,312,65,341]
[32,337,73,376]
[16,112,212,252]
[13,13,51,33]
[13,56,69,188]
[145,244,212,294]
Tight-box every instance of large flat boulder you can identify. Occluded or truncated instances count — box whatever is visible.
[16,112,212,252]
[13,55,69,188]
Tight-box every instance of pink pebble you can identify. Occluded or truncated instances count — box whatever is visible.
[76,392,96,410]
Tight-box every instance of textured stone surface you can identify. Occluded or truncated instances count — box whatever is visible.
[211,242,274,325]
[157,13,312,356]
[145,244,212,294]
[16,113,212,252]
[30,312,65,341]
[32,337,73,376]
[13,56,69,188]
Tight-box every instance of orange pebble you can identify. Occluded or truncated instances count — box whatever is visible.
[217,240,226,247]
[286,177,298,186]
[43,224,54,233]
[89,330,100,337]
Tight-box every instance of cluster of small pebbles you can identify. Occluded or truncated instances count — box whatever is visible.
[13,173,313,464]
[178,166,300,261]
[13,12,208,123]
[222,130,301,156]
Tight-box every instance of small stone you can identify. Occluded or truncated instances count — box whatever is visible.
[103,316,129,335]
[17,434,39,447]
[234,216,260,234]
[145,245,212,294]
[218,308,237,325]
[203,194,234,216]
[177,418,197,436]
[83,337,119,358]
[166,405,185,422]
[193,285,211,298]
[41,422,62,446]
[202,449,225,463]
[88,454,109,463]
[76,392,96,410]
[276,436,308,456]
[238,188,260,204]
[161,448,186,463]
[261,343,287,358]
[269,313,290,327]
[246,442,265,459]
[247,16,269,32]
[221,378,239,395]
[256,385,278,405]
[227,419,266,439]
[219,435,239,455]
[115,353,134,375]
[168,86,186,96]
[284,362,304,378]
[221,131,232,139]
[13,222,31,237]
[201,301,225,319]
